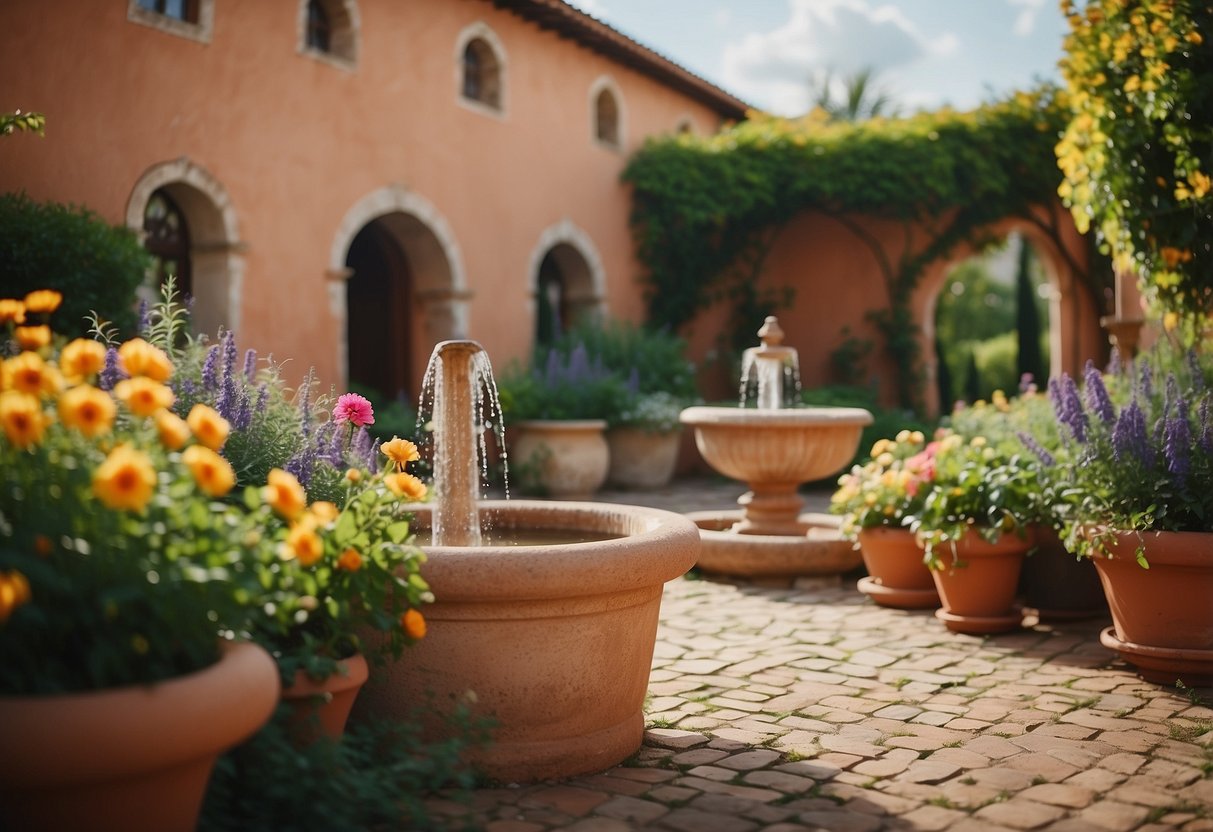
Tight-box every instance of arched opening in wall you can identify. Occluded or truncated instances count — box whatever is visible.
[142,189,192,303]
[129,174,237,338]
[345,219,415,404]
[931,231,1056,411]
[462,37,501,109]
[594,88,620,147]
[301,0,357,64]
[533,243,597,346]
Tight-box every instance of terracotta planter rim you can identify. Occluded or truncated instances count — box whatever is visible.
[1086,527,1213,568]
[284,652,369,696]
[512,419,607,430]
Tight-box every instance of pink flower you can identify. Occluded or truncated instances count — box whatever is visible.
[333,393,375,427]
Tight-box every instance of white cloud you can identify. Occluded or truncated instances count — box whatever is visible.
[1008,0,1045,36]
[714,7,732,29]
[720,0,958,116]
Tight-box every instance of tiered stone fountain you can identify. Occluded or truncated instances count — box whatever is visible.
[355,340,699,783]
[681,317,872,579]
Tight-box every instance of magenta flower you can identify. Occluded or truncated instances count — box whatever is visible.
[332,393,375,427]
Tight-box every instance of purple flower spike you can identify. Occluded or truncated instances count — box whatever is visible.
[98,346,126,392]
[243,348,258,382]
[1083,361,1115,424]
[1112,399,1150,468]
[1137,362,1154,401]
[1164,399,1191,489]
[1051,374,1088,442]
[1106,348,1122,378]
[201,344,219,391]
[1017,431,1055,466]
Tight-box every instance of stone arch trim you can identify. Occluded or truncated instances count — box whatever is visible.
[527,219,607,326]
[454,21,508,118]
[329,186,469,384]
[588,74,626,151]
[125,157,245,336]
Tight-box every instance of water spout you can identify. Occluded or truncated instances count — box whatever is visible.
[739,316,801,409]
[420,340,506,547]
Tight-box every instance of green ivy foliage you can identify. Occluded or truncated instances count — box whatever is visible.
[623,88,1098,413]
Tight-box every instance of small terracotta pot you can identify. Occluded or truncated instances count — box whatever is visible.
[510,420,609,498]
[1018,525,1107,620]
[281,652,369,743]
[0,640,279,832]
[856,526,939,609]
[929,529,1030,634]
[1091,529,1213,685]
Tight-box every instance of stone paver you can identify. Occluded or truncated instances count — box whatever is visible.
[425,481,1213,831]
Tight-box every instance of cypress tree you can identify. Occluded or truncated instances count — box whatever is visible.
[935,334,954,413]
[1015,238,1045,386]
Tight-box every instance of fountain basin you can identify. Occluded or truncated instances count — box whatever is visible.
[688,511,862,578]
[355,500,699,783]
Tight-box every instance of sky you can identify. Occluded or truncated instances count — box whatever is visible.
[566,0,1070,116]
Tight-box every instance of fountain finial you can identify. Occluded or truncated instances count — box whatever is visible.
[740,315,800,409]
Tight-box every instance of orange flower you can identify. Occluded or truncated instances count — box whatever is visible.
[4,352,62,398]
[117,338,173,382]
[187,403,230,451]
[0,299,25,325]
[155,409,191,450]
[309,500,339,524]
[384,471,427,501]
[58,384,116,437]
[336,547,363,571]
[22,289,62,314]
[381,436,420,470]
[284,521,324,567]
[0,570,32,624]
[59,338,107,383]
[263,468,307,520]
[182,445,236,497]
[92,444,157,512]
[0,391,50,448]
[401,608,426,640]
[14,325,51,351]
[113,377,175,418]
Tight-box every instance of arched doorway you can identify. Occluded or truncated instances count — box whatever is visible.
[345,220,414,401]
[142,188,192,300]
[528,220,606,348]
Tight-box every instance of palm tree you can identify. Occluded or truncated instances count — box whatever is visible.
[808,67,899,122]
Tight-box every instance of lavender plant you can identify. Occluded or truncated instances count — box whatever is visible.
[1042,346,1213,562]
[497,341,628,423]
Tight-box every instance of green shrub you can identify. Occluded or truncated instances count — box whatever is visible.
[800,384,935,482]
[0,192,149,337]
[496,342,628,422]
[551,320,698,400]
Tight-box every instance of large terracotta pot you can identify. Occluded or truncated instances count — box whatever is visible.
[510,419,609,498]
[855,526,940,609]
[606,427,681,489]
[281,652,369,744]
[1092,529,1213,685]
[1019,525,1107,621]
[928,529,1030,635]
[0,640,279,832]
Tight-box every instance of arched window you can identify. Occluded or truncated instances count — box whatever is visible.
[136,0,197,23]
[462,37,501,109]
[536,254,568,346]
[142,189,192,300]
[299,0,358,65]
[306,0,331,52]
[595,88,619,146]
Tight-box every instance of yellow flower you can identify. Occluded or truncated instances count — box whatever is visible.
[401,608,426,640]
[0,570,32,624]
[263,468,307,520]
[22,289,62,314]
[92,444,157,512]
[113,377,175,418]
[908,431,925,445]
[381,436,420,470]
[0,391,50,448]
[182,445,236,497]
[4,352,62,398]
[284,521,324,567]
[345,467,362,482]
[186,403,230,451]
[58,384,116,437]
[117,338,173,382]
[309,501,339,524]
[155,409,191,450]
[384,471,428,501]
[0,299,25,325]
[336,547,363,571]
[14,325,51,351]
[59,338,107,383]
[1164,311,1180,332]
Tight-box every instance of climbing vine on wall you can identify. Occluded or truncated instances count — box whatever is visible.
[623,87,1103,413]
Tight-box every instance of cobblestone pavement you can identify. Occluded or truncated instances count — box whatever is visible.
[427,480,1213,832]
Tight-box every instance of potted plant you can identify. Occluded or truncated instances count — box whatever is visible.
[0,290,280,831]
[1039,349,1213,685]
[906,426,1038,635]
[607,390,687,489]
[830,429,939,609]
[497,342,627,498]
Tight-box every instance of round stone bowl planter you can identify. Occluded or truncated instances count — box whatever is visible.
[510,420,610,499]
[606,427,681,490]
[0,640,279,832]
[354,500,700,783]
